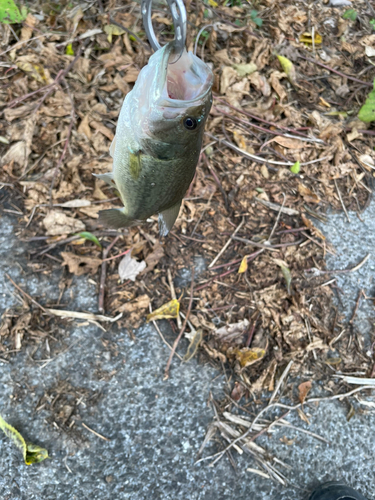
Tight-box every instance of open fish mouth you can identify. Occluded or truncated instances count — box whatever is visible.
[159,44,213,105]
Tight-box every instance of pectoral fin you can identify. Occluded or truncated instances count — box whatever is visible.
[158,201,182,237]
[98,208,134,229]
[109,135,116,158]
[93,172,116,188]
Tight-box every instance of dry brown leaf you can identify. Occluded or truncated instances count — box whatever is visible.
[113,73,130,95]
[231,381,246,402]
[61,252,102,276]
[117,294,150,314]
[4,103,36,122]
[220,66,238,94]
[298,380,312,404]
[269,71,287,102]
[298,184,321,204]
[271,136,304,149]
[43,211,86,236]
[143,244,164,273]
[215,319,250,342]
[301,214,325,240]
[78,114,92,140]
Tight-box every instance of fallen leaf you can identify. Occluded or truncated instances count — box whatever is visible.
[299,32,322,45]
[61,252,102,276]
[118,251,146,282]
[290,161,300,174]
[146,299,180,322]
[231,381,246,402]
[238,256,248,274]
[0,414,48,465]
[143,244,164,273]
[358,81,375,123]
[232,63,257,77]
[277,55,297,84]
[269,71,287,102]
[301,214,325,240]
[104,24,125,43]
[274,259,292,294]
[183,329,203,362]
[298,184,321,203]
[16,58,47,83]
[272,136,304,149]
[215,319,250,342]
[0,0,27,24]
[298,380,312,404]
[118,294,150,314]
[43,211,85,236]
[233,347,266,368]
[76,232,102,249]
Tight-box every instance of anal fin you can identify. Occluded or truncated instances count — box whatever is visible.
[158,201,182,237]
[99,208,133,229]
[109,135,116,158]
[93,172,116,188]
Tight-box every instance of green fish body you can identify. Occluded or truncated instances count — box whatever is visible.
[95,42,213,235]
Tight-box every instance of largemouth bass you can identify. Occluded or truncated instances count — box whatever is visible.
[95,42,213,236]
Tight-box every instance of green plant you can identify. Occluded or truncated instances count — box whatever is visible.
[370,19,375,30]
[250,9,262,26]
[0,0,27,24]
[342,8,357,21]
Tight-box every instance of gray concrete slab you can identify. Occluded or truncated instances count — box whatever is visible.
[1,206,375,500]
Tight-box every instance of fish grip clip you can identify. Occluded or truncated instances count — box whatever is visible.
[141,0,187,54]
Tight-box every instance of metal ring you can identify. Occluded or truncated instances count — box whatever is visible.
[141,0,187,53]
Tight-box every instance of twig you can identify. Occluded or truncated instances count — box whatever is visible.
[349,290,364,324]
[213,96,313,139]
[334,179,350,223]
[167,269,182,329]
[231,236,303,251]
[5,274,47,313]
[150,313,183,361]
[202,153,230,213]
[109,18,151,51]
[82,422,110,441]
[254,197,299,216]
[269,360,293,405]
[164,267,195,379]
[205,132,329,167]
[268,194,285,242]
[48,100,75,198]
[198,385,374,466]
[209,218,245,268]
[305,253,371,276]
[98,236,120,314]
[298,55,373,87]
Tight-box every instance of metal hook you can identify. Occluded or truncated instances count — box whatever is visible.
[141,0,187,54]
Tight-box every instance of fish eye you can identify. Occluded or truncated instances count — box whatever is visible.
[183,117,198,130]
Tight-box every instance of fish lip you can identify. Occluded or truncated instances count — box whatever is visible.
[156,42,213,107]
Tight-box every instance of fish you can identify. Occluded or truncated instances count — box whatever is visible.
[94,41,213,236]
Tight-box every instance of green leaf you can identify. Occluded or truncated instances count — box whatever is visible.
[0,0,27,24]
[342,9,357,21]
[358,80,375,123]
[370,19,375,31]
[0,414,49,465]
[77,232,102,249]
[66,43,74,55]
[290,161,300,174]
